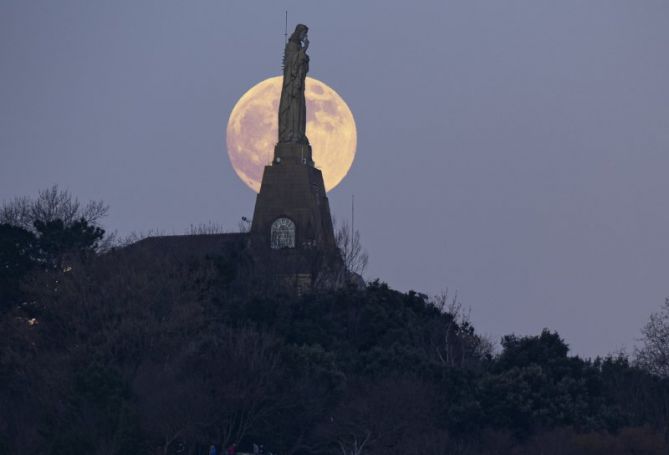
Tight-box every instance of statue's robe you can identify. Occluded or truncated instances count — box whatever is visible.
[278,40,309,144]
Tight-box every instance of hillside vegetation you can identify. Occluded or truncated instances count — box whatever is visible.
[1,188,668,454]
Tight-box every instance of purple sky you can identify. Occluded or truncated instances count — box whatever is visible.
[2,1,668,357]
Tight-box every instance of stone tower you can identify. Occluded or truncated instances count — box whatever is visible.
[250,142,336,252]
[249,24,340,287]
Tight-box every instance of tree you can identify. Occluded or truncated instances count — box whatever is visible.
[179,329,285,450]
[0,185,108,232]
[133,360,205,455]
[432,292,495,369]
[33,218,104,269]
[0,224,37,311]
[0,217,103,314]
[334,218,368,276]
[495,329,569,372]
[636,298,669,378]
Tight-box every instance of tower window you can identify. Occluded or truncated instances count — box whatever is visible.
[270,217,296,249]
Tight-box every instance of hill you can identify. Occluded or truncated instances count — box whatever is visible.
[1,229,668,454]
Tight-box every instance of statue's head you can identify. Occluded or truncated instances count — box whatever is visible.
[290,24,309,43]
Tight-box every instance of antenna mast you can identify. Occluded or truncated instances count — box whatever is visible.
[284,11,288,43]
[351,194,355,244]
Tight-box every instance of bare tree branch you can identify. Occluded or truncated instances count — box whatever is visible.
[0,185,108,230]
[333,217,368,276]
[187,222,228,235]
[636,298,669,377]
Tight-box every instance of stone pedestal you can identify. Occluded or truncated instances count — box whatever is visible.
[249,142,340,286]
[272,142,314,166]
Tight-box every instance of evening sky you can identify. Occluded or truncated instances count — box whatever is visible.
[1,1,668,357]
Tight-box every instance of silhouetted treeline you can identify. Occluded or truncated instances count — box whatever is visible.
[1,193,668,454]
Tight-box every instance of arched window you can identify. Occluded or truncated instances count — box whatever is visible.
[270,217,295,249]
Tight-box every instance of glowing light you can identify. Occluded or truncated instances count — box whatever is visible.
[226,76,357,192]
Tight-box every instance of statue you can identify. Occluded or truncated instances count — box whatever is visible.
[278,24,310,145]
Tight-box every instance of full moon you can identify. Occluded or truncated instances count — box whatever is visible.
[226,76,357,193]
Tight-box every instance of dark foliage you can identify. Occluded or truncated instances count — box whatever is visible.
[0,224,37,311]
[33,218,104,268]
[1,226,668,454]
[0,219,103,314]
